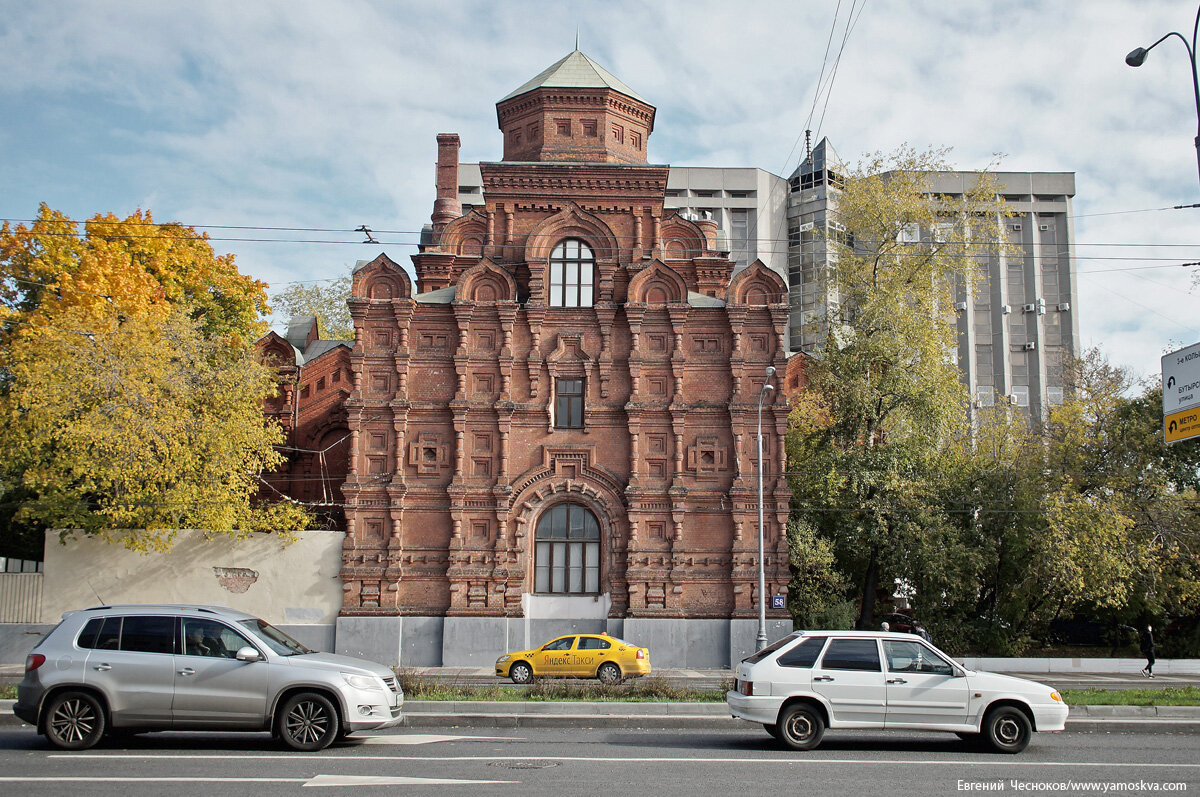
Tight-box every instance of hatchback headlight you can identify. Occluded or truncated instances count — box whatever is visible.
[344,673,380,691]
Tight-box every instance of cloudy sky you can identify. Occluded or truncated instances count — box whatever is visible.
[2,0,1198,382]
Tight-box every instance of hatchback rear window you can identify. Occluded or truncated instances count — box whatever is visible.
[778,636,826,668]
[743,633,801,664]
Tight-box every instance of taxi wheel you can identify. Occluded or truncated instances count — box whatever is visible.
[777,703,824,751]
[510,662,533,685]
[983,706,1031,754]
[597,662,622,684]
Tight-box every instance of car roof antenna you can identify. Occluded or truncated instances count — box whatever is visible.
[85,578,105,604]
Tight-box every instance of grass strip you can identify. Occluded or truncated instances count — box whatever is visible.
[1060,685,1200,706]
[396,671,730,702]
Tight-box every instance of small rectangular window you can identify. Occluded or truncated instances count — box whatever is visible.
[555,379,584,429]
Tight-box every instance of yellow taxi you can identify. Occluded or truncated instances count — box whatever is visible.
[495,633,651,684]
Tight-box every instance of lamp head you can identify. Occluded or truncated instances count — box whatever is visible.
[765,365,776,377]
[763,384,775,392]
[1126,47,1149,67]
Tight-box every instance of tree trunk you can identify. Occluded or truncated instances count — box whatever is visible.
[857,548,880,630]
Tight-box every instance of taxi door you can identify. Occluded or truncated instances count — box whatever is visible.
[536,636,577,676]
[573,635,612,676]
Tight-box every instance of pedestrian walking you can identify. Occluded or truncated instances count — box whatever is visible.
[880,621,890,632]
[1140,625,1156,678]
[913,621,933,644]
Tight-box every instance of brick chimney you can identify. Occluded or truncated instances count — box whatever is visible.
[431,133,461,232]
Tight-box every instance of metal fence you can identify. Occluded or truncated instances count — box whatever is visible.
[0,573,44,623]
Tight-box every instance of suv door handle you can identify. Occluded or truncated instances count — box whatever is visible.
[93,664,111,672]
[887,677,907,684]
[178,667,196,677]
[813,675,834,682]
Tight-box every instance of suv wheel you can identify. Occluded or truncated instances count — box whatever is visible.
[44,691,106,751]
[777,703,825,751]
[278,692,339,751]
[983,706,1031,754]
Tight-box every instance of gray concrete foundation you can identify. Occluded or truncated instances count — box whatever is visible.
[0,624,54,665]
[332,616,792,669]
[335,616,403,667]
[729,618,794,667]
[276,624,335,653]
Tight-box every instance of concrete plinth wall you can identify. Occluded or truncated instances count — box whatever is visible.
[39,528,345,631]
[335,615,793,669]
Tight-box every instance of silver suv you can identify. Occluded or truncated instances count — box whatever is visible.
[13,604,403,751]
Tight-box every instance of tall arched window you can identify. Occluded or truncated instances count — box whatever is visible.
[535,503,600,594]
[549,239,595,307]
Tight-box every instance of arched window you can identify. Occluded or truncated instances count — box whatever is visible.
[549,239,595,307]
[535,503,600,594]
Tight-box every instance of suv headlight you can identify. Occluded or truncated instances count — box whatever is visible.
[343,673,380,691]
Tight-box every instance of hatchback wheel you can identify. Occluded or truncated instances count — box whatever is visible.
[597,662,622,684]
[983,706,1031,754]
[510,662,533,685]
[44,691,106,751]
[777,703,824,751]
[278,692,339,752]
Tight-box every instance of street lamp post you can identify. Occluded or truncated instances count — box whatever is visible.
[755,365,776,651]
[1126,3,1200,190]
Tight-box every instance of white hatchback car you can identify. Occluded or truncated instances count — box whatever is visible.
[727,631,1067,753]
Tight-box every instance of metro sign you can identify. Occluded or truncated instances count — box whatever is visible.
[1162,341,1200,444]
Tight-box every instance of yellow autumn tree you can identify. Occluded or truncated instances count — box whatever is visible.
[0,205,307,552]
[0,305,310,551]
[0,204,268,344]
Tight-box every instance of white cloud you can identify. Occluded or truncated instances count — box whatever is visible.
[2,0,1198,379]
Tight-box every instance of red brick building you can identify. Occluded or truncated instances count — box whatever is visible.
[273,50,792,667]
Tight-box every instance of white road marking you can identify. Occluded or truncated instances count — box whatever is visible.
[305,774,515,787]
[355,733,521,745]
[0,777,305,783]
[44,754,1200,768]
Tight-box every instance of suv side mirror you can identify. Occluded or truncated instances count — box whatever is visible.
[235,646,262,663]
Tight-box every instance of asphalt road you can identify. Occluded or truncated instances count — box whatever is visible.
[0,724,1196,796]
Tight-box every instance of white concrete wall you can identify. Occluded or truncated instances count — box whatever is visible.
[40,529,345,626]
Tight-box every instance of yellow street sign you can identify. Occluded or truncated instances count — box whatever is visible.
[1165,407,1200,444]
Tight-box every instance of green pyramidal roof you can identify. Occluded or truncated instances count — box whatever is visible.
[500,49,647,104]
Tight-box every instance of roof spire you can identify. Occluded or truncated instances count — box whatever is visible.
[575,27,580,52]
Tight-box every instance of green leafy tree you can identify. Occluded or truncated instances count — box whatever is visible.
[934,350,1200,654]
[270,268,353,340]
[786,146,1012,630]
[0,305,310,551]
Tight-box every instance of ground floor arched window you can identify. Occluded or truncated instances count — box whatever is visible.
[534,503,600,594]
